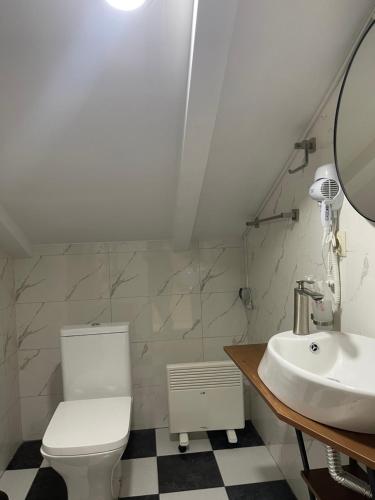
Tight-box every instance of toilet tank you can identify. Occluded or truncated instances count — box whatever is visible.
[60,322,132,401]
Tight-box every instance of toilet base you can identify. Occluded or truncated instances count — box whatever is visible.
[41,446,124,500]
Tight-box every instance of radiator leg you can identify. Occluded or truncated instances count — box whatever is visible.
[179,433,189,453]
[226,429,238,444]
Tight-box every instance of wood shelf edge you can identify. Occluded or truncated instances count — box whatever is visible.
[224,344,375,469]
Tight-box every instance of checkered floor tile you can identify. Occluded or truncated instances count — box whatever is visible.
[0,421,296,499]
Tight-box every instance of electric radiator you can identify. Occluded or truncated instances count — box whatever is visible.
[167,360,244,434]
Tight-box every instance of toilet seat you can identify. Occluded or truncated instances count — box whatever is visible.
[42,396,132,456]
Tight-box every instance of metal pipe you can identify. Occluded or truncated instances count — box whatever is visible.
[326,446,372,498]
[367,468,375,497]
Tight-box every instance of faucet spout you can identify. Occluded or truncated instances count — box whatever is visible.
[301,287,324,301]
[293,280,324,335]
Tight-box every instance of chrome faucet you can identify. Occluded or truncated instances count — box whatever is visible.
[293,280,324,335]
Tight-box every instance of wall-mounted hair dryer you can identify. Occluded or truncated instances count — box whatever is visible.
[309,163,344,313]
[309,164,344,229]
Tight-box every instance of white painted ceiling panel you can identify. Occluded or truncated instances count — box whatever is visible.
[194,0,373,239]
[0,0,193,242]
[0,0,372,244]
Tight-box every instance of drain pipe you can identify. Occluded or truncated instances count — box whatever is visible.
[326,446,372,498]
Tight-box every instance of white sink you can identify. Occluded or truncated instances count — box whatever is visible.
[258,330,375,434]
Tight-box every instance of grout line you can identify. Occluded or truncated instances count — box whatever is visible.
[15,290,241,305]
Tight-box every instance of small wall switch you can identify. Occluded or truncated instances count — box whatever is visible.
[337,230,346,257]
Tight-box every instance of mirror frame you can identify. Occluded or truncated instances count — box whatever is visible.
[334,19,375,222]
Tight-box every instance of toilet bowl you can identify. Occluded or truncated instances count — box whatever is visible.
[42,447,124,500]
[41,396,132,500]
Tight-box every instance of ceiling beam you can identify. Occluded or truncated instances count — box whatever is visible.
[173,0,238,250]
[0,204,32,257]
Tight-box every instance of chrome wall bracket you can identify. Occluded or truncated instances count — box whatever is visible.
[246,209,299,228]
[288,137,316,174]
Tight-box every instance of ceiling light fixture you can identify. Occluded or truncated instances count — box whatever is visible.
[105,0,147,11]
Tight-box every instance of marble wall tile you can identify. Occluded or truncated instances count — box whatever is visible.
[0,255,22,474]
[64,299,111,327]
[201,292,247,338]
[0,402,22,474]
[130,342,156,388]
[20,394,61,440]
[109,250,200,298]
[32,244,71,256]
[0,325,7,367]
[339,199,375,254]
[109,252,150,298]
[199,238,242,249]
[1,353,20,415]
[202,335,247,362]
[16,302,65,351]
[130,339,203,389]
[32,241,176,256]
[60,242,110,255]
[15,254,110,303]
[18,349,62,398]
[150,294,202,341]
[16,300,111,350]
[112,295,202,343]
[111,297,152,341]
[199,248,244,293]
[340,250,375,338]
[64,254,110,301]
[131,385,169,430]
[15,256,66,303]
[32,242,109,256]
[0,258,15,311]
[109,240,173,253]
[0,306,17,363]
[147,251,200,296]
[0,362,8,417]
[14,240,246,437]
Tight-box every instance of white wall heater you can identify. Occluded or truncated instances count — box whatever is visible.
[167,360,244,451]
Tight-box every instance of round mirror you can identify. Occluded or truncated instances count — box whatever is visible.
[335,20,375,221]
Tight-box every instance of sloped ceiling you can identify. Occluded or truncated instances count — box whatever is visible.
[194,0,373,238]
[0,0,193,243]
[0,0,372,246]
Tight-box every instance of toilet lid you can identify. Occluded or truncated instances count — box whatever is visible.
[42,396,132,456]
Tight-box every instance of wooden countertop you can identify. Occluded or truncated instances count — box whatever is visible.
[224,344,375,469]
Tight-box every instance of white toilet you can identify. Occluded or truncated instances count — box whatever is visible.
[41,323,132,500]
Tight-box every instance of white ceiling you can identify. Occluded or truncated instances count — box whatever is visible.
[0,0,372,245]
[0,0,193,243]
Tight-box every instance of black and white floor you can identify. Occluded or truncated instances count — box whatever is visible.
[0,421,296,499]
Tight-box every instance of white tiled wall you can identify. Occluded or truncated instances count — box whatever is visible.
[245,84,375,499]
[15,240,247,439]
[0,252,22,475]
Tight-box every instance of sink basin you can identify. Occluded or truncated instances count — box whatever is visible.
[258,330,375,434]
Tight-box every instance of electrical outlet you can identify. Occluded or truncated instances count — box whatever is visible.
[337,230,346,257]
